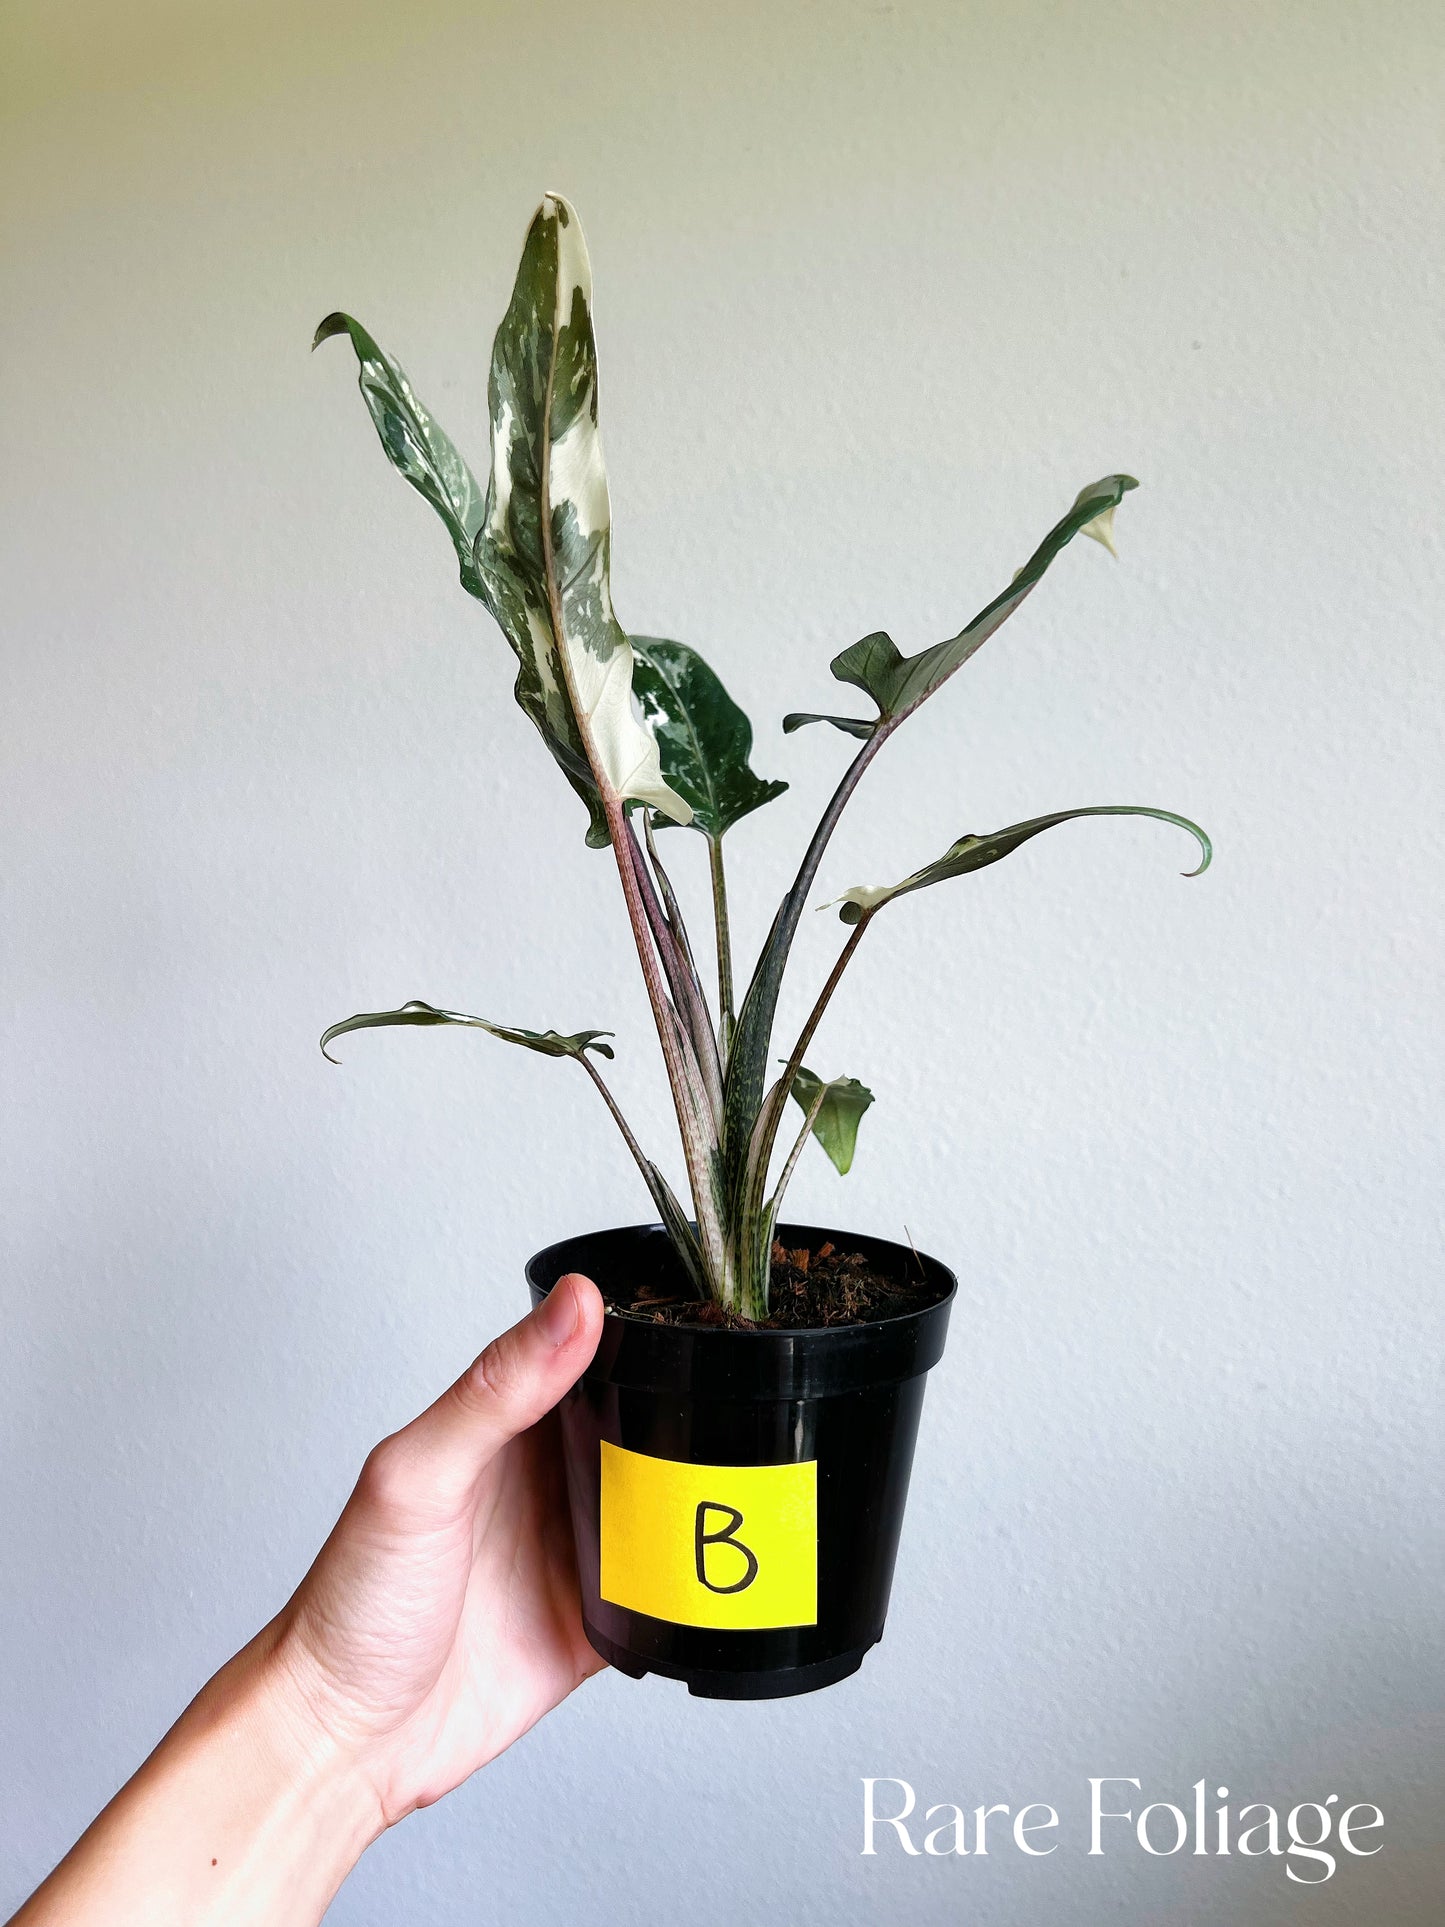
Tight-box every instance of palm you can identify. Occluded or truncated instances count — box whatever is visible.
[276,1279,606,1826]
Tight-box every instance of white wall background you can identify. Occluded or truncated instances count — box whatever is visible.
[3,1,1441,1920]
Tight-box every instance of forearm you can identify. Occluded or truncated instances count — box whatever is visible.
[12,1622,383,1927]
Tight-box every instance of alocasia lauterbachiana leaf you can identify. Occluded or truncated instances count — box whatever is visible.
[631,636,787,839]
[473,195,690,840]
[317,304,611,845]
[317,198,689,847]
[320,998,614,1064]
[788,1064,874,1174]
[830,805,1212,924]
[829,475,1138,724]
[311,313,490,601]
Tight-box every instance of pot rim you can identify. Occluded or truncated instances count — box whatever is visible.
[527,1222,955,1398]
[526,1218,956,1338]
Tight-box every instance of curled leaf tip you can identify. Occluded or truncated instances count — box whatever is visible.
[1180,828,1213,878]
[820,886,885,925]
[1080,505,1120,557]
[311,312,351,354]
[1076,473,1138,559]
[782,709,877,740]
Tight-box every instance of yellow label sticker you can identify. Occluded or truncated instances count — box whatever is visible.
[599,1441,818,1630]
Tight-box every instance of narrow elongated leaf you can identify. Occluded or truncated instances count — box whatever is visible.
[320,998,614,1064]
[787,1064,874,1174]
[645,1160,708,1297]
[831,805,1212,924]
[316,308,610,843]
[318,200,689,847]
[831,476,1138,722]
[631,636,787,839]
[472,195,690,839]
[312,313,489,599]
[780,711,877,740]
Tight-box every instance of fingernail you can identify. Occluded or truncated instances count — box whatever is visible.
[537,1276,579,1347]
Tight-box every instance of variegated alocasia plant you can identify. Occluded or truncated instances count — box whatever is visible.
[316,193,1210,1321]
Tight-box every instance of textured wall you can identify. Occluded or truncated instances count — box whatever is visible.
[3,2,1441,1920]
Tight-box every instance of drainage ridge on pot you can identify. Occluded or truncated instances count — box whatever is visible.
[527,1221,956,1700]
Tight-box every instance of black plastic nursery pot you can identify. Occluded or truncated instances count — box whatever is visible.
[526,1222,955,1700]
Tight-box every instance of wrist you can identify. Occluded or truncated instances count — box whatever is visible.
[15,1621,385,1927]
[190,1618,389,1885]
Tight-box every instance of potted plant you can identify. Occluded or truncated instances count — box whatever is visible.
[315,194,1210,1699]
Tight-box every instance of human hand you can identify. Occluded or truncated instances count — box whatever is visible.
[13,1272,606,1927]
[270,1269,608,1825]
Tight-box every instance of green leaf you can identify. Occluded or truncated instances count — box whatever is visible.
[831,476,1139,722]
[471,194,690,842]
[630,636,787,839]
[645,1160,708,1297]
[781,711,877,740]
[313,312,490,600]
[831,805,1212,924]
[787,1064,874,1174]
[320,998,614,1065]
[721,478,1143,1196]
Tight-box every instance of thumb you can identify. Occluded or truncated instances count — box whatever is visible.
[380,1274,604,1507]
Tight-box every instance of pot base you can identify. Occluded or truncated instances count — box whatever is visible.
[585,1620,873,1699]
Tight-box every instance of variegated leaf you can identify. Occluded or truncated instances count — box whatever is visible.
[312,313,489,600]
[631,636,787,840]
[320,998,614,1064]
[831,805,1212,924]
[317,202,689,847]
[473,195,690,840]
[831,475,1138,722]
[315,307,611,843]
[788,1064,874,1174]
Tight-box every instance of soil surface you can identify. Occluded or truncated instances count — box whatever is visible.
[619,1238,939,1330]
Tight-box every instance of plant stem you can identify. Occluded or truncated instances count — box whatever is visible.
[575,1051,656,1192]
[732,912,875,1319]
[767,1081,829,1227]
[708,835,735,1064]
[642,815,701,980]
[605,798,730,1298]
[631,818,724,1126]
[724,722,893,1171]
[576,1051,708,1294]
[533,315,727,1304]
[773,913,872,1120]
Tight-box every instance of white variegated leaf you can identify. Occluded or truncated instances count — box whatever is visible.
[475,195,690,838]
